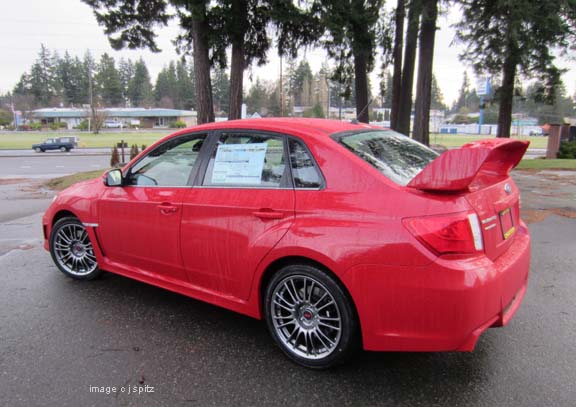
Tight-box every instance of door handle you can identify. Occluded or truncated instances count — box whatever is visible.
[253,209,285,220]
[158,203,178,214]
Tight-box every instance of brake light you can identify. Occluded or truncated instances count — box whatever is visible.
[402,212,484,256]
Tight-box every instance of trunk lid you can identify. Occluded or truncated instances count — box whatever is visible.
[407,139,529,260]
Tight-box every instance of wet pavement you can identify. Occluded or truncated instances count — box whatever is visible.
[0,171,575,406]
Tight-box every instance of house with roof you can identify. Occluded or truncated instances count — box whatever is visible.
[28,107,197,129]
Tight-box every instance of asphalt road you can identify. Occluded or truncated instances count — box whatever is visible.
[0,153,110,179]
[0,171,575,406]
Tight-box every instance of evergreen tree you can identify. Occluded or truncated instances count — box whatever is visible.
[155,62,178,108]
[430,74,446,111]
[118,58,135,106]
[95,53,123,106]
[413,0,439,145]
[55,53,85,106]
[455,0,576,137]
[28,45,58,105]
[127,59,153,107]
[176,58,195,110]
[291,61,314,107]
[212,66,230,114]
[316,0,383,123]
[452,72,470,113]
[245,79,269,115]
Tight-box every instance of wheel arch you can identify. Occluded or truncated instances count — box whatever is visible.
[52,209,79,226]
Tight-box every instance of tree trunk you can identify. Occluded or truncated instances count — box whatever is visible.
[412,0,438,146]
[397,0,421,136]
[497,49,517,138]
[191,11,214,124]
[229,42,245,120]
[391,0,405,130]
[228,0,248,120]
[354,52,370,123]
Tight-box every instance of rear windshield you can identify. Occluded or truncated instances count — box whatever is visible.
[336,130,439,186]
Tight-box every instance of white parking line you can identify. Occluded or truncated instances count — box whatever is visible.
[20,166,31,169]
[55,165,65,168]
[90,164,101,167]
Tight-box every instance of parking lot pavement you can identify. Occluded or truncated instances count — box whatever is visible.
[1,174,576,406]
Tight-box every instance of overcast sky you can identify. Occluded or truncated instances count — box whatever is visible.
[1,0,574,106]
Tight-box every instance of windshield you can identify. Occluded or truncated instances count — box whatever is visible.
[336,130,439,186]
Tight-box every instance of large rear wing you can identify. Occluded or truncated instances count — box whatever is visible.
[407,139,529,192]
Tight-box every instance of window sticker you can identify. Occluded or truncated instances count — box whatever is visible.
[211,143,268,184]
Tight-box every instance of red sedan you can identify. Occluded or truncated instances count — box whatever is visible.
[42,118,530,368]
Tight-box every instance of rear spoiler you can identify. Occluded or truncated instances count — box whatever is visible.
[407,139,529,192]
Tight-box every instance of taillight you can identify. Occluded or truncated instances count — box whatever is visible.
[402,212,484,256]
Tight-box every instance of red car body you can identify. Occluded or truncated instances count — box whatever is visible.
[42,118,530,354]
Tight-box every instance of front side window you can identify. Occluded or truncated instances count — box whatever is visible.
[203,133,287,188]
[127,134,206,187]
[337,130,438,186]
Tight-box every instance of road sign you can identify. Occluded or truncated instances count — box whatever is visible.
[476,77,491,96]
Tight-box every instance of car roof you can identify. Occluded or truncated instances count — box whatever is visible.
[174,118,380,141]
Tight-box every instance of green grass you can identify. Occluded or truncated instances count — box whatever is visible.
[0,131,170,149]
[44,169,109,191]
[516,159,576,170]
[428,133,548,149]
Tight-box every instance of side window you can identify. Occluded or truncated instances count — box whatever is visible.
[288,139,322,189]
[127,134,206,187]
[203,133,287,188]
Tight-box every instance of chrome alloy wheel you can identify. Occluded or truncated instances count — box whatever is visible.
[53,223,98,276]
[271,275,342,359]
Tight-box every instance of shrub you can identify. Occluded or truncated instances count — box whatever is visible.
[76,120,89,131]
[141,144,147,151]
[557,141,576,159]
[171,120,186,128]
[30,123,42,131]
[110,146,120,167]
[49,122,60,131]
[130,144,139,160]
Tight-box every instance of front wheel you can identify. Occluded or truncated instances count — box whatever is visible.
[34,147,42,153]
[49,217,102,280]
[60,146,67,152]
[264,264,359,369]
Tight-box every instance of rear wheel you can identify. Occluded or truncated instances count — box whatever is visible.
[264,264,359,369]
[59,146,67,152]
[49,217,101,280]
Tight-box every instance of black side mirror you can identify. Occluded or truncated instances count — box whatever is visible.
[104,169,123,187]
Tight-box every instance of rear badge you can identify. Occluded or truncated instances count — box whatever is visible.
[504,183,512,194]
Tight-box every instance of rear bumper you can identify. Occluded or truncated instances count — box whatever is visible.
[342,221,531,352]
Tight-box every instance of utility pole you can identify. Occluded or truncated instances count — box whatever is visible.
[11,101,17,131]
[326,75,330,119]
[88,58,93,133]
[279,55,283,117]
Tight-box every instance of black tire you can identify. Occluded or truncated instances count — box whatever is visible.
[60,146,67,152]
[34,147,42,153]
[49,217,102,280]
[264,264,359,369]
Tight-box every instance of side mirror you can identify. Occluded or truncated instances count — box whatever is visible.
[104,169,123,187]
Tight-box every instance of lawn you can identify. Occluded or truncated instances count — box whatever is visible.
[0,131,170,149]
[428,133,548,149]
[516,159,576,170]
[0,130,549,149]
